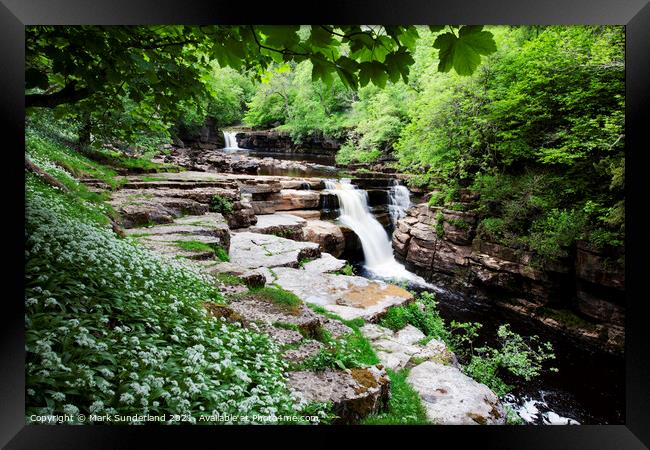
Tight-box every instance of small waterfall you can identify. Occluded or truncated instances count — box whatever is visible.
[324,179,429,285]
[388,180,411,226]
[223,131,240,150]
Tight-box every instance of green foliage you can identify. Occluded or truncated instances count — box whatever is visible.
[174,240,216,253]
[379,292,450,342]
[248,286,303,314]
[209,195,234,215]
[213,273,244,286]
[25,176,299,423]
[360,369,429,425]
[300,330,379,371]
[462,324,557,396]
[336,263,355,276]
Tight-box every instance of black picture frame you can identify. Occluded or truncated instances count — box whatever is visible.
[2,0,649,447]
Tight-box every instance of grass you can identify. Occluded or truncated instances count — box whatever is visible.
[213,273,244,286]
[306,303,365,330]
[297,330,379,371]
[360,369,430,425]
[247,286,303,314]
[173,241,230,262]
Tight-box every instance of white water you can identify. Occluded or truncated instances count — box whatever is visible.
[324,179,430,286]
[388,180,411,226]
[223,131,240,150]
[503,393,580,425]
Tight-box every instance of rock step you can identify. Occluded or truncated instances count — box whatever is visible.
[122,180,239,190]
[229,232,320,270]
[112,197,209,228]
[288,366,390,424]
[248,213,307,240]
[270,266,414,322]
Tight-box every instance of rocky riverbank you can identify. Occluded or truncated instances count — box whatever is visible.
[392,200,625,354]
[90,170,508,424]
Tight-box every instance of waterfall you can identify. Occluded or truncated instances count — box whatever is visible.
[388,180,411,226]
[324,179,430,285]
[223,131,240,150]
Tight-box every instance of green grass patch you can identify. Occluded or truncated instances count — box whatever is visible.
[174,240,216,254]
[248,286,303,314]
[360,369,429,425]
[213,273,244,286]
[298,330,379,371]
[306,303,365,330]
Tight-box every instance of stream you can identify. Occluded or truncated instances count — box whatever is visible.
[220,135,625,425]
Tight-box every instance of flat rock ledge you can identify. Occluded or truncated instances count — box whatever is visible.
[360,324,459,371]
[270,267,414,321]
[407,361,506,425]
[229,232,321,269]
[288,366,390,424]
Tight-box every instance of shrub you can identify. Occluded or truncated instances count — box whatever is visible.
[209,195,234,215]
[379,292,450,342]
[300,331,379,371]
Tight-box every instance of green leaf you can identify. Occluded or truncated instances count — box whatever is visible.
[358,61,388,88]
[433,27,496,75]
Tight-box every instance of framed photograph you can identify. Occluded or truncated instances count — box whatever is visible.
[3,0,649,447]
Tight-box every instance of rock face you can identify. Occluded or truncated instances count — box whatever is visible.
[236,130,340,154]
[271,267,414,321]
[393,202,625,353]
[288,366,390,424]
[269,189,321,211]
[407,361,506,425]
[301,220,346,257]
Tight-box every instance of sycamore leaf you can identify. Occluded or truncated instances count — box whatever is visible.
[359,61,388,88]
[433,26,497,76]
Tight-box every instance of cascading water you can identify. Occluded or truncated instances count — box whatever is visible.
[223,131,240,150]
[324,179,429,285]
[388,180,411,226]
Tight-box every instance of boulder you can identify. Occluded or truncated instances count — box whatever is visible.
[288,366,390,424]
[301,220,346,257]
[407,361,505,425]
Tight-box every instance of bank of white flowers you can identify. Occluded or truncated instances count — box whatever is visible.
[25,175,302,424]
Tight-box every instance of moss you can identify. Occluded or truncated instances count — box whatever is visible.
[174,240,216,254]
[203,302,243,323]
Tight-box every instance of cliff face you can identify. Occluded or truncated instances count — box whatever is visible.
[392,200,625,353]
[235,130,340,154]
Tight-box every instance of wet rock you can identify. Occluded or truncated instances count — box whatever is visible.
[229,232,321,269]
[407,361,505,425]
[301,220,345,257]
[288,366,390,424]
